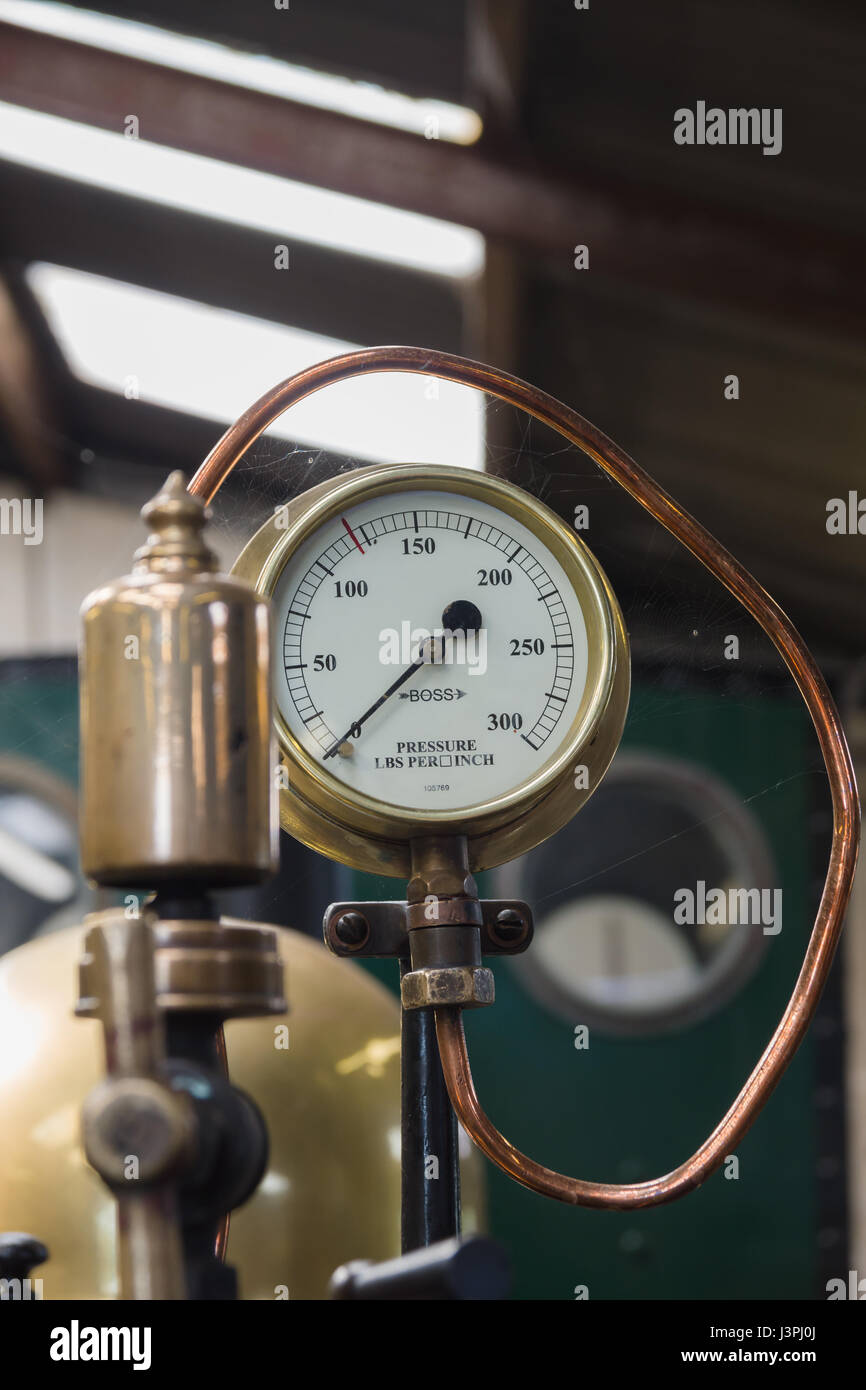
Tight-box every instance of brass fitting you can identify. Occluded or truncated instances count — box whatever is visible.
[76,908,188,1299]
[82,1077,196,1189]
[401,966,494,1010]
[406,835,478,903]
[401,836,495,1010]
[79,915,286,1021]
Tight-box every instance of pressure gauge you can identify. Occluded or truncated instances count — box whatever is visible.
[232,464,629,875]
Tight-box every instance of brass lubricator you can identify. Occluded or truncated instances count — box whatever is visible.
[75,472,286,1300]
[79,471,277,886]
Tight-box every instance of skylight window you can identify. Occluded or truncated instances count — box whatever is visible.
[28,264,485,471]
[0,103,484,279]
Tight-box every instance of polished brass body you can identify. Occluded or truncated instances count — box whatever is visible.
[232,462,630,877]
[0,923,486,1298]
[79,472,278,887]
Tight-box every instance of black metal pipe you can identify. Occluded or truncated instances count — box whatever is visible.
[400,963,461,1252]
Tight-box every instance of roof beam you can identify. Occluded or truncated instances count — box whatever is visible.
[0,20,864,337]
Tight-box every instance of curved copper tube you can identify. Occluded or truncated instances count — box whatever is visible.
[214,1025,230,1260]
[190,345,860,1210]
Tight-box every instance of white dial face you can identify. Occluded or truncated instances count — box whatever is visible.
[271,486,592,813]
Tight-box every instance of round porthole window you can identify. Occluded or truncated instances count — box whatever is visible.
[499,752,776,1035]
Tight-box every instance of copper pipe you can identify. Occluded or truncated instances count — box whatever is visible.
[214,1024,230,1261]
[190,345,860,1209]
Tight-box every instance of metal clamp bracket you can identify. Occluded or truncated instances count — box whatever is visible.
[324,898,532,959]
[324,896,532,1010]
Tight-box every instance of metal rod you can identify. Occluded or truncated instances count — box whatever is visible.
[400,963,461,1251]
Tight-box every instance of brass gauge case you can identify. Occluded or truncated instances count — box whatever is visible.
[79,472,278,887]
[232,463,630,877]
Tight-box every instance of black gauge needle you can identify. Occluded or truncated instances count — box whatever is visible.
[322,643,432,758]
[322,599,483,760]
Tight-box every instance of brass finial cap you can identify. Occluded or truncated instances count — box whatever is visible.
[134,470,217,572]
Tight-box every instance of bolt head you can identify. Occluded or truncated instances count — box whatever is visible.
[493,908,527,944]
[334,912,370,949]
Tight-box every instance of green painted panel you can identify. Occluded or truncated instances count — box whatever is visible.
[0,662,79,786]
[0,664,818,1298]
[354,682,819,1299]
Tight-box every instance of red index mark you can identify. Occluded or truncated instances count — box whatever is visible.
[341,517,365,554]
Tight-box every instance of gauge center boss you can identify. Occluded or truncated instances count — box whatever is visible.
[233,464,629,878]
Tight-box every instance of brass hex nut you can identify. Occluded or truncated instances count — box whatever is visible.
[400,966,495,1011]
[407,870,479,902]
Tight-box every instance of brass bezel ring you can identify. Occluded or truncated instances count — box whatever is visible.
[232,463,630,876]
